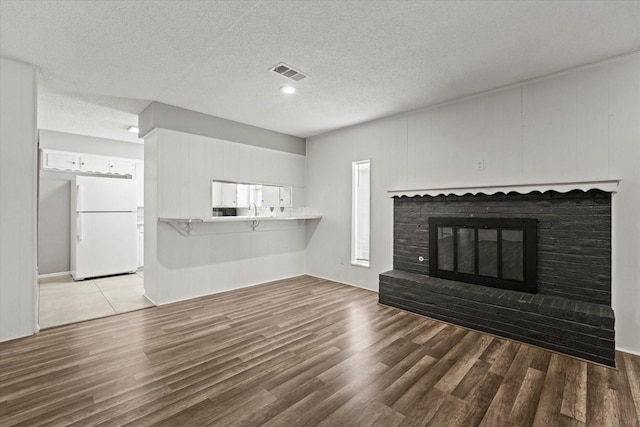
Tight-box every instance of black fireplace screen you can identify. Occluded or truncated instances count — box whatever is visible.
[429,217,537,293]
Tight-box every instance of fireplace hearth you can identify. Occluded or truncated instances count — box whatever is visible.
[379,188,616,366]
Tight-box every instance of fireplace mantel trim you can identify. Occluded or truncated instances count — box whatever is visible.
[387,179,620,198]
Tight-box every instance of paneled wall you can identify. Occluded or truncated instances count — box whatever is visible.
[0,57,38,341]
[145,129,307,305]
[306,53,640,354]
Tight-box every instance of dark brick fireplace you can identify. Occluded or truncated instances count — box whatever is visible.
[379,189,616,366]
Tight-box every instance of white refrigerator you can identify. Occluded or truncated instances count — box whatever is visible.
[70,175,137,280]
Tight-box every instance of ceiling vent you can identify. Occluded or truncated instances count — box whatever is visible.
[270,63,309,82]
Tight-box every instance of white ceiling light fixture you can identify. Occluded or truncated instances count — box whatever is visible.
[127,126,139,134]
[280,86,296,95]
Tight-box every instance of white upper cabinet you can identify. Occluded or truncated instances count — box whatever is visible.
[108,159,135,175]
[259,185,292,207]
[212,181,295,210]
[42,149,137,177]
[236,184,250,208]
[212,182,238,207]
[79,156,109,173]
[261,185,280,207]
[220,183,237,207]
[44,151,79,171]
[279,186,293,207]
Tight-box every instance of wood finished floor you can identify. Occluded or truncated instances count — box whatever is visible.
[1,276,639,426]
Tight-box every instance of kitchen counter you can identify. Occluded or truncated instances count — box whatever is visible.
[160,215,321,223]
[158,215,322,234]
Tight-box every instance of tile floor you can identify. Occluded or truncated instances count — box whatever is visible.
[38,271,153,329]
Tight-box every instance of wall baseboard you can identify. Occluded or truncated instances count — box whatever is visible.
[306,274,379,293]
[616,345,640,357]
[37,271,71,279]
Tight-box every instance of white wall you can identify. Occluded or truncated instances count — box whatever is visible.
[37,130,143,275]
[144,131,159,303]
[139,102,305,155]
[306,53,640,354]
[145,129,308,305]
[0,57,38,341]
[306,117,407,289]
[38,176,71,274]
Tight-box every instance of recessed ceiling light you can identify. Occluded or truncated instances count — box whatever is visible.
[280,86,296,95]
[127,126,139,134]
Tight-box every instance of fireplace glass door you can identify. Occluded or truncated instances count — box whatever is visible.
[429,217,537,293]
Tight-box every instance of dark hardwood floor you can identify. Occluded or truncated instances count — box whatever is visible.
[1,275,639,426]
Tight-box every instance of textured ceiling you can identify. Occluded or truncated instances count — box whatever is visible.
[1,0,640,142]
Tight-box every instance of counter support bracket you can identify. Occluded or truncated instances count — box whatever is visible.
[164,219,200,236]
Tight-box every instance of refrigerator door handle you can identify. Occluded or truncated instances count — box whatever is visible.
[77,214,83,242]
[76,184,83,211]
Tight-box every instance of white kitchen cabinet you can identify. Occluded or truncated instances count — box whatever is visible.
[261,185,293,207]
[41,149,139,177]
[108,159,135,175]
[261,185,280,207]
[236,183,250,208]
[44,152,79,171]
[279,186,292,207]
[79,156,109,173]
[221,183,237,207]
[212,182,238,207]
[213,181,294,209]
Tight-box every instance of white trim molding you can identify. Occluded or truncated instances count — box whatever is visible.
[387,179,621,198]
[37,271,72,279]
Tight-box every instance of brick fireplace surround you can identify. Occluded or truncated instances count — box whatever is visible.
[379,182,618,366]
